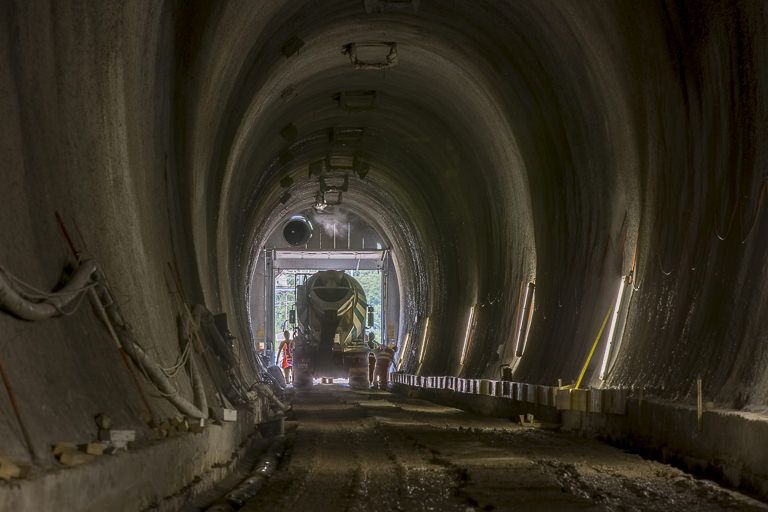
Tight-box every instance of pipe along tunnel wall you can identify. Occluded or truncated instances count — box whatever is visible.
[1,0,767,508]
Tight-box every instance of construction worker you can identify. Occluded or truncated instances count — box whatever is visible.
[276,330,293,384]
[368,349,377,386]
[374,342,396,389]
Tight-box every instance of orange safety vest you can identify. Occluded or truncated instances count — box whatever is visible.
[280,341,293,368]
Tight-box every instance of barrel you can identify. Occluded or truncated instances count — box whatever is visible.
[373,349,394,389]
[345,349,370,389]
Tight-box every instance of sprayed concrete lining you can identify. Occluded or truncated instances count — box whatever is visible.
[2,1,768,505]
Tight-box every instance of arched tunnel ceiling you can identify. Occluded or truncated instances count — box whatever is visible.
[170,1,768,404]
[171,0,768,406]
[4,3,768,504]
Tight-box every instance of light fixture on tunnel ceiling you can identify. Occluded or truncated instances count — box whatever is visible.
[342,42,398,70]
[459,305,477,366]
[514,282,535,357]
[283,215,313,246]
[313,192,327,212]
[326,154,354,171]
[329,127,365,146]
[599,274,633,381]
[418,317,431,366]
[313,175,348,213]
[334,90,378,112]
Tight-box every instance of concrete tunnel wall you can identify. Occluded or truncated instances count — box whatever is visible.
[1,0,767,488]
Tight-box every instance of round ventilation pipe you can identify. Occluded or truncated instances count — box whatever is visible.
[283,215,313,246]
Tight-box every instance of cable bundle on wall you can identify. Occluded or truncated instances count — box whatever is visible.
[0,259,97,320]
[0,257,286,421]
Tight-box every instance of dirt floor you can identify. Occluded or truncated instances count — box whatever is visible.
[241,384,768,512]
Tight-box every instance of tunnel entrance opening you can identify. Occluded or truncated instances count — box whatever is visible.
[247,207,403,383]
[269,251,388,387]
[271,249,387,347]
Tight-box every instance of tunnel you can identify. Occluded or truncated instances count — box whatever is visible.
[1,0,767,510]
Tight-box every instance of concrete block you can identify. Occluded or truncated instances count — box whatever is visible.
[571,389,588,412]
[588,389,603,413]
[98,429,136,443]
[604,388,627,415]
[514,382,525,402]
[525,384,537,403]
[556,389,571,410]
[81,443,105,456]
[536,386,553,407]
[59,451,96,466]
[0,458,22,480]
[53,442,78,456]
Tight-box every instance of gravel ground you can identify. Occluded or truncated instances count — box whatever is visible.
[241,384,768,512]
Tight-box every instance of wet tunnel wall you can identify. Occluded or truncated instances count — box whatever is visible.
[1,0,767,474]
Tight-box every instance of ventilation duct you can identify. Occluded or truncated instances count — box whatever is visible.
[283,215,314,246]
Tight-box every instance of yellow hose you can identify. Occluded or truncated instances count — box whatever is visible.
[575,308,612,389]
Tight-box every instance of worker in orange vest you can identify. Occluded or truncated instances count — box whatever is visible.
[276,330,293,384]
[374,342,396,389]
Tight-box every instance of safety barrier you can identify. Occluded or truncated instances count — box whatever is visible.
[390,372,627,415]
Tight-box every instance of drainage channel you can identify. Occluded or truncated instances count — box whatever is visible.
[201,416,293,512]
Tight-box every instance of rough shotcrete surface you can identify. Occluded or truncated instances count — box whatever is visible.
[2,0,768,506]
[242,385,767,512]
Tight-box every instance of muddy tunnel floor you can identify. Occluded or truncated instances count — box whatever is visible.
[237,385,767,512]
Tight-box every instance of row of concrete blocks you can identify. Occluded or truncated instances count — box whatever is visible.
[391,373,627,415]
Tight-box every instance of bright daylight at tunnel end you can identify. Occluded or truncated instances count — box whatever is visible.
[1,0,768,510]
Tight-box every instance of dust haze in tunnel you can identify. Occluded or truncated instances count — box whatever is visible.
[177,0,768,409]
